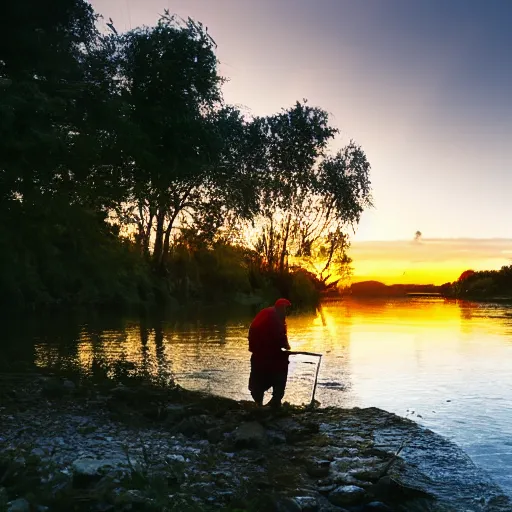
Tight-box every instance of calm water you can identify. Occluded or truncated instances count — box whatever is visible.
[3,298,512,494]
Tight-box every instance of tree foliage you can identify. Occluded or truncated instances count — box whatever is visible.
[250,104,373,286]
[0,3,373,309]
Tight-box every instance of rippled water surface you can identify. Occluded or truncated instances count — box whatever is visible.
[3,298,512,494]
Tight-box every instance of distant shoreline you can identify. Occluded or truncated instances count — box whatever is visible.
[324,279,512,303]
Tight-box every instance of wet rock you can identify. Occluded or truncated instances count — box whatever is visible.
[306,459,331,478]
[275,497,302,512]
[344,435,366,445]
[294,495,319,511]
[328,485,367,507]
[71,457,126,487]
[174,414,216,438]
[368,475,434,503]
[352,467,387,483]
[285,421,320,444]
[234,422,267,449]
[355,502,394,511]
[212,470,233,480]
[267,429,287,445]
[121,489,148,504]
[331,471,371,490]
[317,484,337,495]
[166,454,185,463]
[30,447,45,458]
[7,498,30,512]
[186,481,216,498]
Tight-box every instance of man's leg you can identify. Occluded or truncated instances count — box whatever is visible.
[250,388,264,406]
[268,369,288,408]
[249,362,270,406]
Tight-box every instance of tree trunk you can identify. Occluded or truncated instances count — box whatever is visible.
[279,215,291,275]
[162,210,179,267]
[143,213,154,258]
[267,217,275,271]
[152,208,165,269]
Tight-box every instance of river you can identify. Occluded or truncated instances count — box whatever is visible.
[3,297,512,495]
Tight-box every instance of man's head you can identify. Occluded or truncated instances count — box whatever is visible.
[274,298,292,319]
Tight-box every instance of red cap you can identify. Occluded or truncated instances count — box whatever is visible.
[275,298,292,308]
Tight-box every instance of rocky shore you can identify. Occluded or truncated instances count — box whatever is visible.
[0,372,510,512]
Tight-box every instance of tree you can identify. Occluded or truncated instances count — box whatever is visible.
[0,0,111,204]
[113,13,260,269]
[458,269,475,281]
[250,102,338,274]
[250,102,372,287]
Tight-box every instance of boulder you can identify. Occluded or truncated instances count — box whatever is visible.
[7,498,30,512]
[306,459,331,478]
[327,471,354,484]
[30,448,45,458]
[368,476,434,503]
[267,429,287,445]
[294,496,319,511]
[174,414,216,438]
[328,485,367,507]
[71,457,126,487]
[234,422,267,449]
[166,454,185,463]
[360,502,394,511]
[274,497,302,512]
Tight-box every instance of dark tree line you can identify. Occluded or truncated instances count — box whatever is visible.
[0,1,372,309]
[441,266,512,299]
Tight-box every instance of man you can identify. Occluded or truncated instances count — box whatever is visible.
[248,298,292,408]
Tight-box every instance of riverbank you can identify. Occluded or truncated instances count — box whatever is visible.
[1,373,510,512]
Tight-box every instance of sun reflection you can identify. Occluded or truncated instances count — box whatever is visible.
[29,298,510,408]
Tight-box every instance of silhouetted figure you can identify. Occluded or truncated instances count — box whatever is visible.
[248,298,291,408]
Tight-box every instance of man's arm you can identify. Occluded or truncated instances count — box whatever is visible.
[276,318,290,350]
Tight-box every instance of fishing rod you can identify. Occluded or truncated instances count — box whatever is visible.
[285,350,323,407]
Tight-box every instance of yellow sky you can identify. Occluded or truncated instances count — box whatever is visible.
[349,238,512,285]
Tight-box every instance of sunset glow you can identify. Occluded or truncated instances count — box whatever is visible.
[349,238,512,285]
[89,0,512,287]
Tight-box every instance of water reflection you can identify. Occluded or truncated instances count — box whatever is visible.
[4,298,512,494]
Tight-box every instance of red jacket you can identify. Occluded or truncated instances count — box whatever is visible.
[248,307,289,372]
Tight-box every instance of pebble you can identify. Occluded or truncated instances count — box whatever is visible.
[167,454,185,463]
[1,382,510,512]
[328,485,367,507]
[7,498,30,512]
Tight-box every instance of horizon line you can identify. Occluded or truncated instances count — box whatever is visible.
[352,237,512,243]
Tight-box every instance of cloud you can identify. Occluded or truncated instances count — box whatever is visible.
[348,238,512,284]
[350,238,512,264]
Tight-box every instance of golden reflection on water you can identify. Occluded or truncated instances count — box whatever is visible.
[32,298,512,406]
[28,298,512,493]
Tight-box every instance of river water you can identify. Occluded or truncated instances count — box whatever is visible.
[3,297,512,495]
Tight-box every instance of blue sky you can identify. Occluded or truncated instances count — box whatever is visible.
[89,0,512,280]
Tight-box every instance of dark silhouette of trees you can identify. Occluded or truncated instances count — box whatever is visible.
[0,3,373,309]
[441,267,512,299]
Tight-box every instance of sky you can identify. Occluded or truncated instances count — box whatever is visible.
[89,0,512,284]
